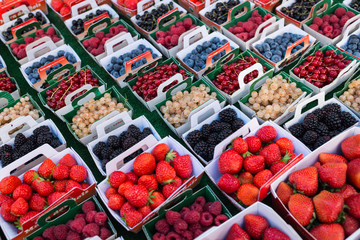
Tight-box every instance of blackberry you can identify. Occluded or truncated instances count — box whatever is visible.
[219,108,237,123]
[33,126,50,136]
[138,133,150,141]
[207,133,219,145]
[124,149,143,163]
[208,144,216,160]
[232,118,244,131]
[122,137,138,149]
[110,148,124,160]
[325,112,342,130]
[323,103,341,114]
[313,108,326,121]
[302,131,318,145]
[142,128,152,136]
[217,128,233,142]
[50,139,62,148]
[101,159,110,171]
[340,111,357,128]
[219,122,232,132]
[186,130,202,148]
[210,120,222,132]
[101,147,113,160]
[128,125,141,139]
[119,131,132,143]
[107,135,121,149]
[19,143,34,154]
[0,144,13,154]
[329,130,341,138]
[200,124,211,139]
[12,150,23,160]
[93,142,106,157]
[194,141,209,160]
[313,136,331,149]
[289,123,305,138]
[1,152,12,167]
[302,113,318,130]
[36,133,54,146]
[314,122,329,136]
[14,133,27,149]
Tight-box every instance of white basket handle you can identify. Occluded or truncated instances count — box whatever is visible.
[71,0,98,17]
[341,14,360,37]
[342,17,360,39]
[260,18,285,39]
[105,134,158,175]
[337,60,358,80]
[236,62,264,91]
[157,73,184,96]
[255,16,277,38]
[294,91,325,118]
[26,37,57,61]
[182,25,208,49]
[94,111,132,137]
[64,84,93,105]
[105,32,134,55]
[0,116,38,143]
[137,0,158,13]
[205,0,211,8]
[189,100,221,128]
[2,5,29,23]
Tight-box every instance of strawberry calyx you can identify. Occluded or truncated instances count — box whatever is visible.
[305,212,317,230]
[147,190,156,205]
[14,219,23,230]
[281,152,292,164]
[242,151,253,158]
[161,179,175,185]
[335,205,349,223]
[165,150,177,162]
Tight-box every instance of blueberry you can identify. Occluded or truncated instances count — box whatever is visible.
[198,60,205,67]
[110,70,117,76]
[144,48,153,54]
[25,67,33,75]
[185,59,194,68]
[265,38,274,45]
[111,57,117,64]
[200,54,207,61]
[54,63,61,69]
[185,53,192,59]
[47,55,55,62]
[124,57,131,63]
[113,71,120,78]
[211,37,220,43]
[33,62,41,68]
[153,53,158,59]
[270,42,278,49]
[357,43,360,49]
[131,49,141,56]
[263,43,271,52]
[211,44,217,50]
[124,53,131,58]
[202,41,210,48]
[349,38,359,44]
[264,51,272,59]
[190,55,197,60]
[141,59,147,64]
[69,56,76,64]
[117,57,123,64]
[30,78,38,84]
[194,66,201,71]
[275,36,282,44]
[273,50,282,56]
[33,72,39,79]
[271,55,282,63]
[46,69,51,75]
[57,50,65,57]
[120,68,125,76]
[106,64,113,72]
[347,49,353,54]
[138,44,146,51]
[113,64,121,71]
[206,48,212,54]
[220,39,228,45]
[256,44,263,52]
[354,51,360,57]
[40,57,47,65]
[283,33,290,39]
[282,37,290,44]
[348,44,357,50]
[191,49,197,55]
[196,45,203,53]
[32,68,38,74]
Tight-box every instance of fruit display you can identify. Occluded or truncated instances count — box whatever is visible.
[69,9,113,36]
[350,0,360,12]
[50,0,71,16]
[159,84,218,128]
[244,75,305,121]
[0,71,16,93]
[280,0,321,22]
[215,125,298,207]
[292,48,353,88]
[185,108,245,161]
[289,102,357,150]
[340,34,360,57]
[307,7,357,39]
[339,78,360,112]
[203,0,241,25]
[117,0,139,10]
[1,12,48,41]
[275,134,360,239]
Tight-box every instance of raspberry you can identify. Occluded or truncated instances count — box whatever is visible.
[335,7,347,18]
[323,15,331,22]
[313,17,323,26]
[75,214,85,219]
[156,31,166,39]
[339,16,349,26]
[188,222,201,232]
[171,27,184,36]
[17,49,26,59]
[43,226,55,240]
[24,37,34,44]
[208,201,222,216]
[214,214,228,226]
[153,233,166,240]
[182,230,193,240]
[183,18,192,28]
[100,227,112,240]
[264,13,272,21]
[176,21,184,27]
[203,202,212,212]
[200,212,213,227]
[89,37,100,49]
[183,210,200,224]
[244,21,255,32]
[82,223,100,237]
[36,29,45,36]
[330,15,339,23]
[166,232,181,240]
[237,32,249,42]
[33,237,44,240]
[173,219,188,234]
[10,42,18,49]
[237,22,244,28]
[165,210,181,225]
[170,35,179,46]
[46,27,56,36]
[310,24,319,31]
[194,229,203,238]
[234,27,244,34]
[94,212,107,226]
[155,219,170,234]
[249,30,256,38]
[165,36,172,46]
[323,25,334,34]
[253,17,263,25]
[156,37,165,46]
[333,29,341,37]
[333,23,341,29]
[85,211,96,223]
[347,11,356,18]
[194,196,206,206]
[70,218,86,233]
[110,26,120,35]
[325,32,333,38]
[66,231,80,240]
[51,36,61,42]
[252,10,260,17]
[53,224,68,240]
[190,203,203,213]
[95,31,105,40]
[180,207,190,219]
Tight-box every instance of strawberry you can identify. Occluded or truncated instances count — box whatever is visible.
[244,214,269,239]
[310,223,345,240]
[253,169,273,188]
[0,194,11,207]
[108,194,125,210]
[36,179,54,197]
[218,150,243,174]
[108,171,126,188]
[346,193,360,219]
[65,180,81,192]
[237,183,259,206]
[69,165,87,182]
[124,185,149,207]
[270,162,286,175]
[172,155,193,179]
[23,170,39,185]
[347,158,360,189]
[319,163,347,188]
[51,0,63,12]
[18,211,39,230]
[105,187,118,199]
[1,199,16,221]
[256,126,277,143]
[149,191,165,210]
[341,134,360,160]
[343,214,359,237]
[124,210,142,228]
[11,197,29,216]
[313,190,344,223]
[165,150,179,161]
[120,202,135,218]
[156,161,176,184]
[0,176,21,194]
[29,193,47,212]
[118,181,134,196]
[245,136,261,153]
[133,153,156,176]
[138,175,158,191]
[13,184,32,201]
[162,183,178,199]
[276,182,293,206]
[243,155,265,174]
[263,227,290,240]
[225,224,250,240]
[335,184,357,200]
[126,172,138,183]
[152,143,169,162]
[288,194,314,226]
[139,205,151,218]
[319,153,347,165]
[80,182,89,189]
[289,166,318,196]
[238,172,253,185]
[275,138,294,156]
[124,0,139,10]
[54,180,67,192]
[218,173,240,194]
[232,138,248,154]
[259,144,281,166]
[52,165,69,180]
[58,154,77,168]
[59,6,70,16]
[38,158,56,179]
[47,192,66,205]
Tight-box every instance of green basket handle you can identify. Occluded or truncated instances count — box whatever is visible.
[248,73,267,93]
[309,0,330,20]
[15,21,41,39]
[46,64,76,84]
[0,90,15,103]
[67,85,102,107]
[215,48,239,69]
[158,189,193,215]
[87,17,112,36]
[158,10,181,29]
[230,1,251,21]
[37,199,77,227]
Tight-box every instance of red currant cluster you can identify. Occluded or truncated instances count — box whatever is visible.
[0,72,16,93]
[132,64,188,102]
[212,56,267,95]
[293,50,352,88]
[45,69,99,110]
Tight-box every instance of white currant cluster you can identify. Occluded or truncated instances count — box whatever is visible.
[339,79,360,113]
[160,84,217,128]
[245,75,304,120]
